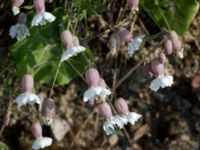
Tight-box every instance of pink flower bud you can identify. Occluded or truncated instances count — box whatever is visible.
[12,0,24,7]
[114,98,129,115]
[61,30,74,48]
[17,13,27,24]
[33,0,45,13]
[164,39,173,55]
[85,68,100,87]
[22,74,34,92]
[128,0,139,9]
[32,122,43,139]
[150,59,164,77]
[159,52,165,63]
[41,99,55,117]
[3,114,10,127]
[73,36,80,47]
[118,27,133,43]
[169,31,181,52]
[108,32,121,50]
[98,102,113,119]
[98,78,107,87]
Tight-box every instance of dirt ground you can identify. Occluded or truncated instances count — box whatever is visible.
[0,1,200,150]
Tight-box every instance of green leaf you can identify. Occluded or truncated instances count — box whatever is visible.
[10,7,93,85]
[140,0,199,35]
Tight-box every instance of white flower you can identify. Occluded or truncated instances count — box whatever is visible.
[150,75,173,92]
[12,6,20,15]
[60,46,86,62]
[113,115,128,128]
[103,116,128,135]
[83,86,111,102]
[126,112,142,125]
[32,137,52,150]
[128,34,145,57]
[31,12,56,26]
[9,23,30,41]
[16,92,41,106]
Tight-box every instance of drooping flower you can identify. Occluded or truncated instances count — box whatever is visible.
[12,0,24,15]
[114,98,141,125]
[164,31,183,58]
[118,27,144,57]
[32,122,53,150]
[41,99,55,126]
[108,32,121,55]
[83,68,111,103]
[98,102,127,135]
[16,74,41,106]
[60,30,86,62]
[31,0,56,26]
[9,13,30,41]
[148,53,174,91]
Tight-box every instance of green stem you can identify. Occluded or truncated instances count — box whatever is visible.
[48,60,62,98]
[67,60,87,83]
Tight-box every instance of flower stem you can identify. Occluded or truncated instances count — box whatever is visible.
[48,60,62,98]
[67,59,87,83]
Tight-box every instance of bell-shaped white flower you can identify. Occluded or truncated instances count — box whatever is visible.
[60,46,85,62]
[126,112,142,125]
[16,92,41,106]
[9,23,30,41]
[103,115,128,135]
[32,137,52,150]
[128,34,145,57]
[150,75,173,92]
[31,12,56,26]
[83,86,111,102]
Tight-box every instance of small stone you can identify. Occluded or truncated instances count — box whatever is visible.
[51,117,70,141]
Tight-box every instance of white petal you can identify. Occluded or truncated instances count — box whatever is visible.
[127,112,142,125]
[112,115,128,128]
[60,46,86,62]
[32,13,44,26]
[83,88,96,102]
[103,120,115,135]
[9,25,18,39]
[74,45,86,53]
[150,76,173,91]
[9,24,30,40]
[60,48,74,62]
[128,35,145,57]
[42,12,56,23]
[98,87,111,98]
[83,87,111,102]
[12,6,20,15]
[32,137,52,150]
[16,92,41,106]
